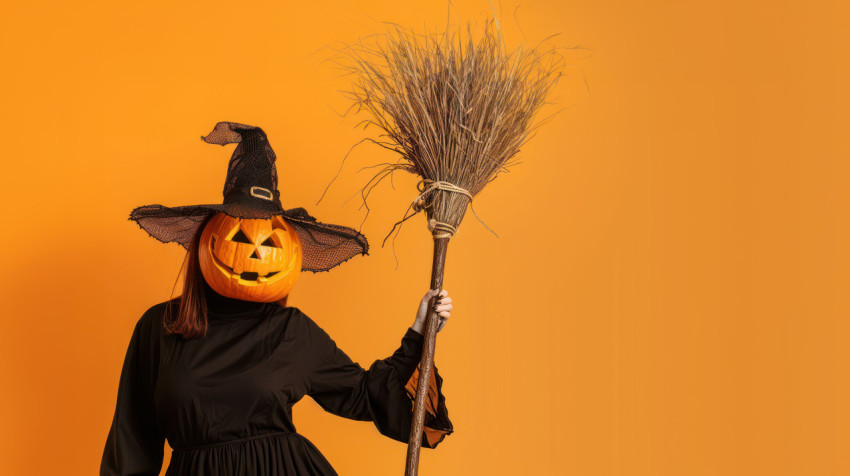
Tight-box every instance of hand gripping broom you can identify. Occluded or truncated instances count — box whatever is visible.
[338,20,566,475]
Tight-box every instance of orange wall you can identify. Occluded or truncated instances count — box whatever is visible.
[2,1,848,475]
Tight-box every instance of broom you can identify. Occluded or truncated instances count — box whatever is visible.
[337,19,566,475]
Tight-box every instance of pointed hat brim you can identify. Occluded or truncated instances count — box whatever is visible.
[130,204,369,273]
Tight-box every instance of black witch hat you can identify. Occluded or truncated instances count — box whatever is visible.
[129,121,369,272]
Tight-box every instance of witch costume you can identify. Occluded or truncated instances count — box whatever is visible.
[100,122,454,476]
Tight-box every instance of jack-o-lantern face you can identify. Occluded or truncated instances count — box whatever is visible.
[198,212,302,302]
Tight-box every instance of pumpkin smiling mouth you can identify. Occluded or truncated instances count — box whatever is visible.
[208,236,288,285]
[237,271,280,281]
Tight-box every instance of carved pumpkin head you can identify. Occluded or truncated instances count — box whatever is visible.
[198,212,303,302]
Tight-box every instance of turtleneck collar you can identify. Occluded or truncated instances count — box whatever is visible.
[203,280,270,320]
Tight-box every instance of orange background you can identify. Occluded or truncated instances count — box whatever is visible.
[1,1,848,475]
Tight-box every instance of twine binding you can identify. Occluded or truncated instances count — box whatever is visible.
[414,180,472,238]
[383,179,499,246]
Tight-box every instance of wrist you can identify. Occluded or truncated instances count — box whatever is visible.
[410,320,425,335]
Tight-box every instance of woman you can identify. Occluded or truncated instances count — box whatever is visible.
[101,122,454,475]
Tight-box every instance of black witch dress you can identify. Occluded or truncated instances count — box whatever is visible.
[100,285,453,475]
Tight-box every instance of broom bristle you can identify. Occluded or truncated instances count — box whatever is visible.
[339,20,566,241]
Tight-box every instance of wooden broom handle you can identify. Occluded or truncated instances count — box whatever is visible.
[404,237,449,476]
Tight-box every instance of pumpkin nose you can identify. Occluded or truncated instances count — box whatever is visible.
[249,248,261,260]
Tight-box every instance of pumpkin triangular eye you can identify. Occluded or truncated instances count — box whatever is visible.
[261,236,278,248]
[231,229,252,244]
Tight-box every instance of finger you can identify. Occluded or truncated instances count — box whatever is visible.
[435,303,452,312]
[438,311,450,318]
[439,289,448,297]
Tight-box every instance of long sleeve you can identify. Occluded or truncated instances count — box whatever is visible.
[100,314,165,476]
[300,310,454,449]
